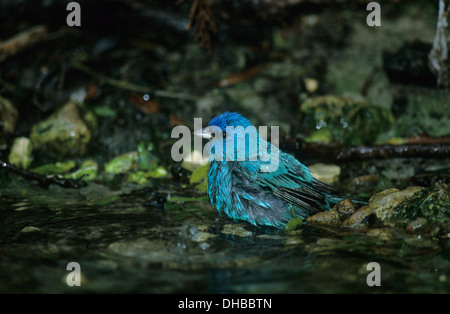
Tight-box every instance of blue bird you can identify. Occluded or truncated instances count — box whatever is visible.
[194,112,364,228]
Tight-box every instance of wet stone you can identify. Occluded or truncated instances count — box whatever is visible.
[108,238,178,263]
[334,198,356,216]
[221,224,253,237]
[309,163,341,184]
[306,210,341,226]
[392,183,450,225]
[368,186,424,224]
[21,226,41,233]
[284,236,304,246]
[405,217,430,234]
[366,228,396,241]
[341,205,375,229]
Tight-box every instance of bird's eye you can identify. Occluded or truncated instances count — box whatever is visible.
[222,131,227,139]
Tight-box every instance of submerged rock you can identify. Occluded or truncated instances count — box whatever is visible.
[221,224,253,237]
[365,228,396,241]
[300,95,395,145]
[30,101,93,157]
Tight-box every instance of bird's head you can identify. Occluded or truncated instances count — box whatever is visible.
[194,112,260,162]
[208,111,253,131]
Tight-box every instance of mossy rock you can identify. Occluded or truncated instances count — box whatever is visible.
[30,101,93,157]
[391,182,450,226]
[300,95,395,145]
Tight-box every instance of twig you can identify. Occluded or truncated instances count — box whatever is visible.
[0,25,49,63]
[71,61,198,101]
[282,140,450,163]
[181,0,217,52]
[0,159,85,189]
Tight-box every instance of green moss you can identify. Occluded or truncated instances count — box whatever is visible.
[393,183,450,225]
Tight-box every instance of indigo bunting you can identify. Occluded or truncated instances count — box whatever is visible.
[194,112,363,228]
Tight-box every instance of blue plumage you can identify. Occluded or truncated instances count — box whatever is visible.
[195,112,362,228]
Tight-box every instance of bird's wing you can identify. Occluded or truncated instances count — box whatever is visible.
[229,165,294,227]
[255,152,338,214]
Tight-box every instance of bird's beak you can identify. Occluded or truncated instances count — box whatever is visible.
[193,127,213,139]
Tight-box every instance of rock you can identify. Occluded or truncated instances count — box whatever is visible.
[366,228,396,241]
[306,210,341,226]
[299,95,395,145]
[368,186,424,224]
[0,95,18,133]
[392,183,450,226]
[405,217,430,234]
[8,137,32,169]
[221,224,253,237]
[334,198,355,216]
[108,238,177,263]
[303,78,319,93]
[306,198,359,227]
[21,226,41,233]
[341,205,375,229]
[191,231,216,242]
[30,100,93,157]
[309,163,341,184]
[352,174,380,185]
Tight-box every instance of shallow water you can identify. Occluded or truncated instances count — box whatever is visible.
[0,181,448,293]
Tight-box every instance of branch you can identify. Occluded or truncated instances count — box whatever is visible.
[71,60,198,101]
[0,25,49,63]
[281,140,450,163]
[0,159,85,189]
